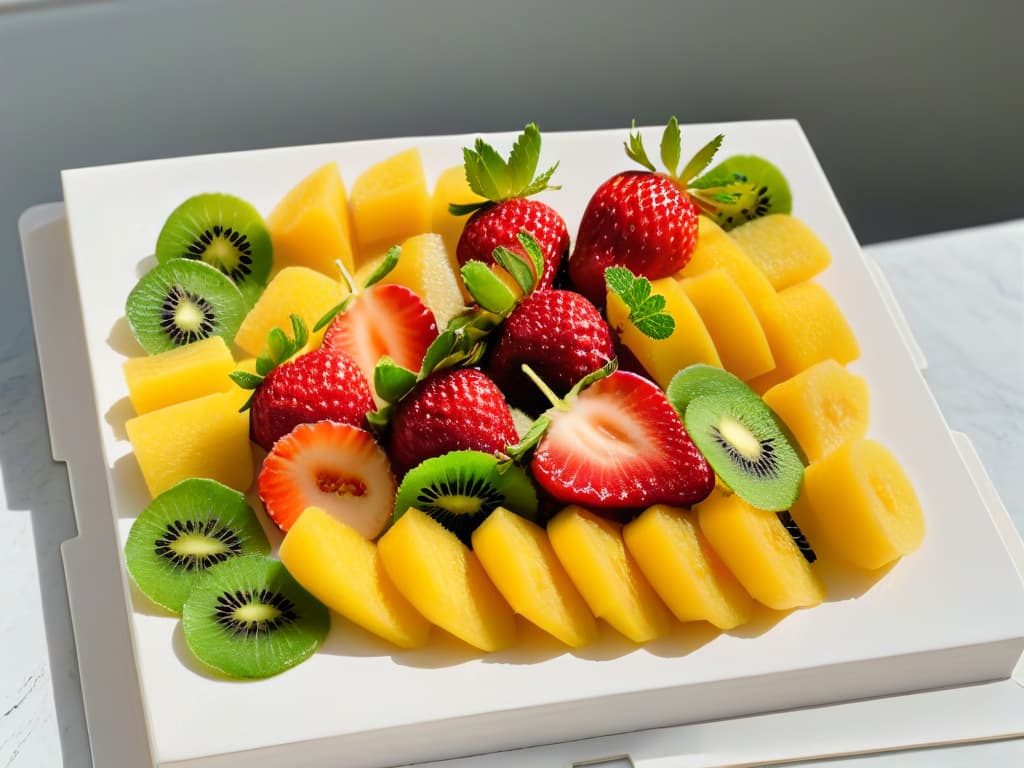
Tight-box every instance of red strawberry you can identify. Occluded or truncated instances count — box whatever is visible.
[569,118,729,307]
[452,124,567,290]
[488,289,615,414]
[322,282,439,394]
[249,347,374,451]
[388,368,518,475]
[524,369,714,508]
[258,421,395,537]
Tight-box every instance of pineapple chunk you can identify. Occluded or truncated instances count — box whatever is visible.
[388,233,468,330]
[123,336,234,415]
[606,276,720,389]
[679,269,775,381]
[547,506,673,643]
[266,162,356,277]
[763,360,869,462]
[233,266,347,357]
[696,489,825,611]
[624,505,754,630]
[472,507,597,648]
[125,391,252,497]
[794,439,925,570]
[729,214,832,291]
[377,508,516,652]
[350,148,431,264]
[432,164,484,257]
[280,507,430,648]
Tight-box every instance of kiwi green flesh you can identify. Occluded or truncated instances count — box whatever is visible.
[126,259,246,354]
[182,555,328,679]
[155,193,272,306]
[666,364,751,415]
[124,478,269,613]
[698,155,792,231]
[393,450,539,545]
[685,392,803,511]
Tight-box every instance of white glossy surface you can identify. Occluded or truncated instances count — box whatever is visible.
[3,206,1022,764]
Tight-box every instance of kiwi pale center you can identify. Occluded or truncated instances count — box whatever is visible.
[215,588,298,637]
[713,415,780,480]
[188,224,254,283]
[162,285,216,345]
[155,518,243,571]
[719,416,761,460]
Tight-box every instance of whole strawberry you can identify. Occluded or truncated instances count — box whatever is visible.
[452,124,567,291]
[568,118,726,307]
[388,367,518,476]
[488,289,615,414]
[231,316,374,451]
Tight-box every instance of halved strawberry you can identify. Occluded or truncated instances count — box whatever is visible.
[514,367,714,509]
[322,282,439,395]
[258,421,396,538]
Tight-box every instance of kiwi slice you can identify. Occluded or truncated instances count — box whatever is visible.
[124,478,270,613]
[155,193,272,306]
[666,364,753,415]
[126,258,246,354]
[684,391,804,511]
[692,155,792,231]
[182,555,329,679]
[393,450,539,545]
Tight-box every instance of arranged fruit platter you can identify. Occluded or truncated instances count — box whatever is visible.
[55,120,1024,768]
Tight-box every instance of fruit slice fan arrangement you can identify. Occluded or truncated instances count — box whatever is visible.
[120,121,925,679]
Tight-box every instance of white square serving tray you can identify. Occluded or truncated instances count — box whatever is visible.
[23,121,1024,768]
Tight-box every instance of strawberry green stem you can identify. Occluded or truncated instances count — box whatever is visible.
[521,364,569,412]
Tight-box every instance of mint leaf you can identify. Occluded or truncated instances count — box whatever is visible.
[624,119,657,172]
[363,245,400,288]
[661,116,681,178]
[506,123,541,195]
[492,245,536,296]
[374,357,418,404]
[461,261,516,315]
[605,265,676,340]
[679,133,724,185]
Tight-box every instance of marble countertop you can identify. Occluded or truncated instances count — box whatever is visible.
[2,219,1022,767]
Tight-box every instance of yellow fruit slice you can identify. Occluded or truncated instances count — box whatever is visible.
[377,508,516,652]
[679,269,775,381]
[624,505,754,630]
[234,266,347,357]
[432,164,484,257]
[794,439,925,570]
[472,507,597,648]
[762,360,869,462]
[607,276,720,389]
[547,506,673,643]
[729,214,832,291]
[387,233,468,330]
[696,489,825,611]
[350,148,431,263]
[266,162,356,277]
[123,335,234,415]
[280,507,430,648]
[125,391,252,497]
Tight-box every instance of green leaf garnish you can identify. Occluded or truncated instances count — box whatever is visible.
[461,124,559,203]
[461,261,516,315]
[363,245,401,288]
[604,266,676,340]
[373,357,418,404]
[506,123,542,195]
[660,116,681,178]
[448,200,489,216]
[624,119,657,172]
[679,133,724,185]
[231,314,309,409]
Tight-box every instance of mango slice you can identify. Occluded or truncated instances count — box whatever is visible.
[266,162,356,277]
[377,508,516,652]
[624,505,754,630]
[123,335,234,415]
[729,214,832,291]
[696,490,825,611]
[432,164,484,257]
[280,507,430,648]
[473,507,597,648]
[350,148,431,263]
[548,506,673,643]
[794,439,925,570]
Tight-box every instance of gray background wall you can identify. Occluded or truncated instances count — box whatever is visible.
[2,0,1022,362]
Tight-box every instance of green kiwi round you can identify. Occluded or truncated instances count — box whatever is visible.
[126,258,246,354]
[124,478,270,613]
[393,450,539,545]
[696,155,792,231]
[155,193,272,306]
[182,555,329,679]
[666,364,753,415]
[684,391,804,511]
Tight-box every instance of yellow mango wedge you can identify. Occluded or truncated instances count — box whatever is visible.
[350,148,431,263]
[473,507,597,648]
[280,507,430,649]
[548,506,673,643]
[432,164,484,257]
[378,508,516,652]
[624,505,754,630]
[729,214,832,291]
[123,335,234,415]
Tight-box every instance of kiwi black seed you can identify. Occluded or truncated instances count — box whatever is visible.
[684,390,804,511]
[155,193,272,306]
[182,555,329,679]
[126,258,246,354]
[124,478,270,613]
[695,155,792,231]
[777,511,817,563]
[393,450,539,545]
